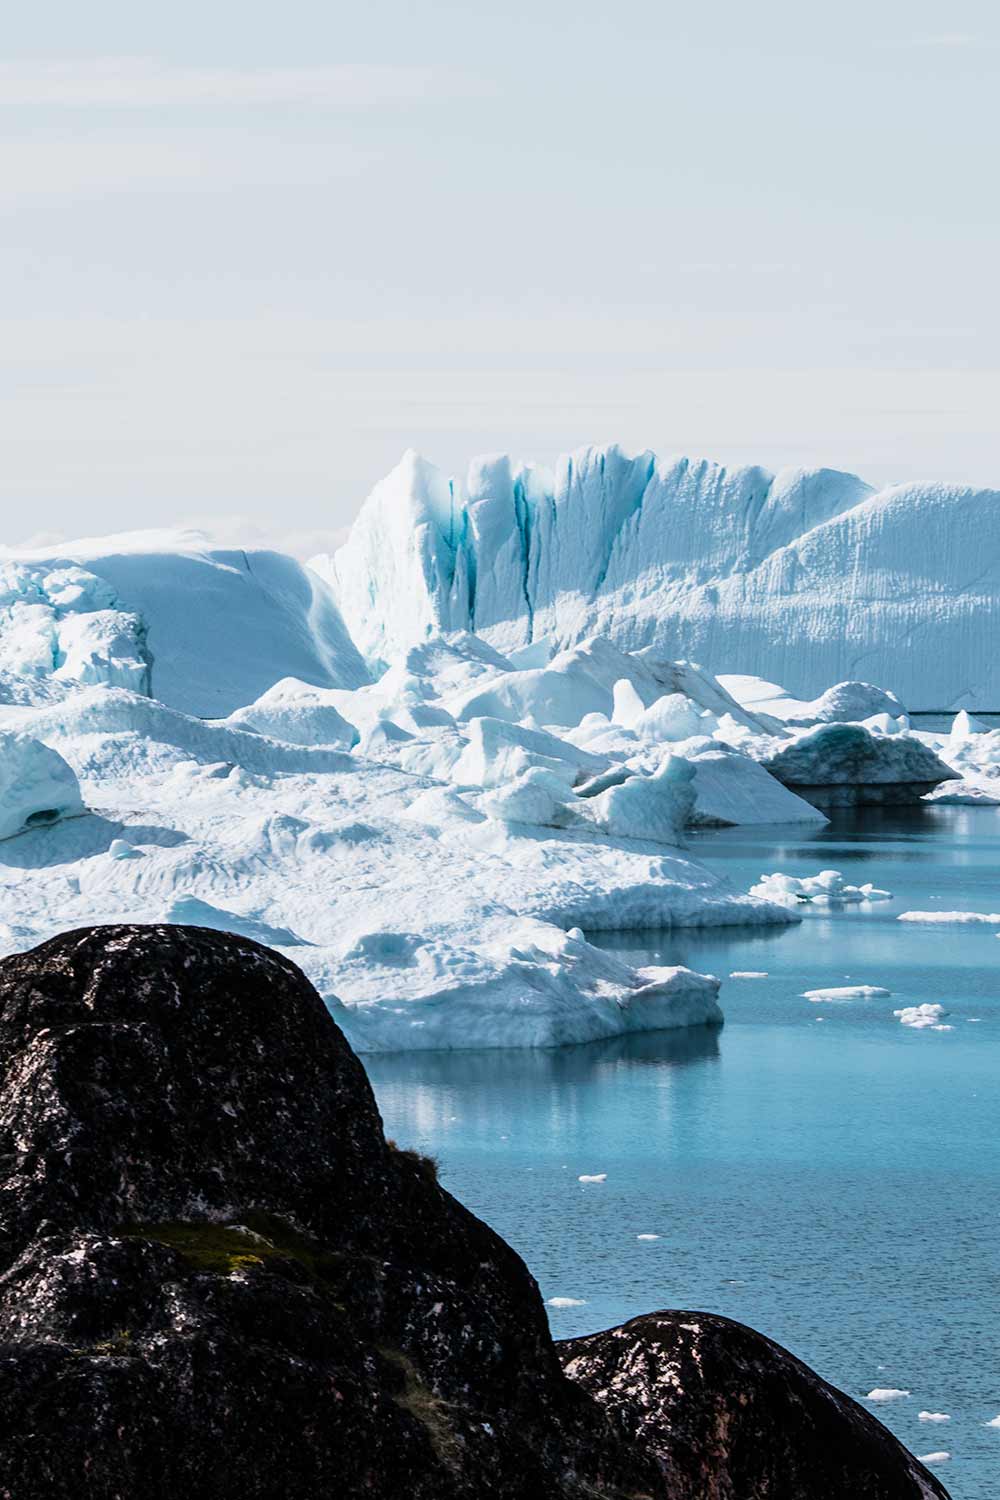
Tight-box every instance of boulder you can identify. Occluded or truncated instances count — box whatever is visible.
[561,1311,949,1499]
[0,926,949,1498]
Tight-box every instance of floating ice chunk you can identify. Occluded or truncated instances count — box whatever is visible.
[898,910,1000,924]
[547,1296,587,1307]
[918,1412,951,1423]
[0,731,84,840]
[917,1452,950,1464]
[894,1004,949,1029]
[636,1233,660,1240]
[985,1415,1000,1427]
[760,723,953,808]
[866,1389,910,1402]
[750,870,892,906]
[802,985,890,1001]
[578,1174,606,1183]
[730,971,768,978]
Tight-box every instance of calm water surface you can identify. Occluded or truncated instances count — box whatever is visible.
[366,805,1000,1499]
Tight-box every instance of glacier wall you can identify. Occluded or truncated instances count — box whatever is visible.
[315,447,1000,710]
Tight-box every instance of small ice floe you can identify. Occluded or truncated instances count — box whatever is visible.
[867,1388,910,1402]
[730,970,768,978]
[578,1173,607,1183]
[636,1233,660,1241]
[894,1004,951,1030]
[750,870,891,907]
[547,1296,587,1308]
[918,1412,951,1423]
[984,1414,1000,1427]
[898,910,1000,924]
[917,1452,950,1464]
[802,985,890,1002]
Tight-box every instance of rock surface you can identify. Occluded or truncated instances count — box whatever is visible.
[561,1312,949,1500]
[0,926,949,1498]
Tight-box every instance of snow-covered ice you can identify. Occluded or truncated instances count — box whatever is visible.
[867,1389,911,1402]
[918,1413,951,1423]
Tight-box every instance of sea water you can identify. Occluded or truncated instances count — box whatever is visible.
[366,805,1000,1499]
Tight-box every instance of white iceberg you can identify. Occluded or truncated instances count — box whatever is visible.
[316,443,1000,710]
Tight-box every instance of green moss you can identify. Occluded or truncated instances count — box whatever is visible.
[379,1347,462,1471]
[89,1328,134,1358]
[125,1212,345,1286]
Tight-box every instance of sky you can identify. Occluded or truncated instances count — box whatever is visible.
[1,0,998,555]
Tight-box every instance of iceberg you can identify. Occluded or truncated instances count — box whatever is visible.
[316,444,1000,709]
[755,723,954,808]
[3,529,369,716]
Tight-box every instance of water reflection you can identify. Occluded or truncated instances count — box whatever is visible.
[365,1021,721,1093]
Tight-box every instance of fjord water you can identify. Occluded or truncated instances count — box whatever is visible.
[366,805,1000,1499]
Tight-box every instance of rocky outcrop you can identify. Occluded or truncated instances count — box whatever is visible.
[561,1312,948,1500]
[0,926,949,1498]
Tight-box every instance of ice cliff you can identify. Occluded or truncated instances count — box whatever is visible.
[314,446,1000,710]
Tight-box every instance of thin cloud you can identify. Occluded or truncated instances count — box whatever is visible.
[0,58,441,109]
[886,34,982,49]
[0,137,369,198]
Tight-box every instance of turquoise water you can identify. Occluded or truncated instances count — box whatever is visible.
[366,805,1000,1499]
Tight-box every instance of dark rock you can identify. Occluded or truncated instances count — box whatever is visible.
[0,926,949,1498]
[560,1311,949,1499]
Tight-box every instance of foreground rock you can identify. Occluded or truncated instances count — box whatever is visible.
[562,1312,948,1500]
[0,926,948,1498]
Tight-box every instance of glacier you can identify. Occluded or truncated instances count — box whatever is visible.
[313,445,1000,710]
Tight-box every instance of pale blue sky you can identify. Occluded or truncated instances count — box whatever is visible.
[2,0,998,551]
